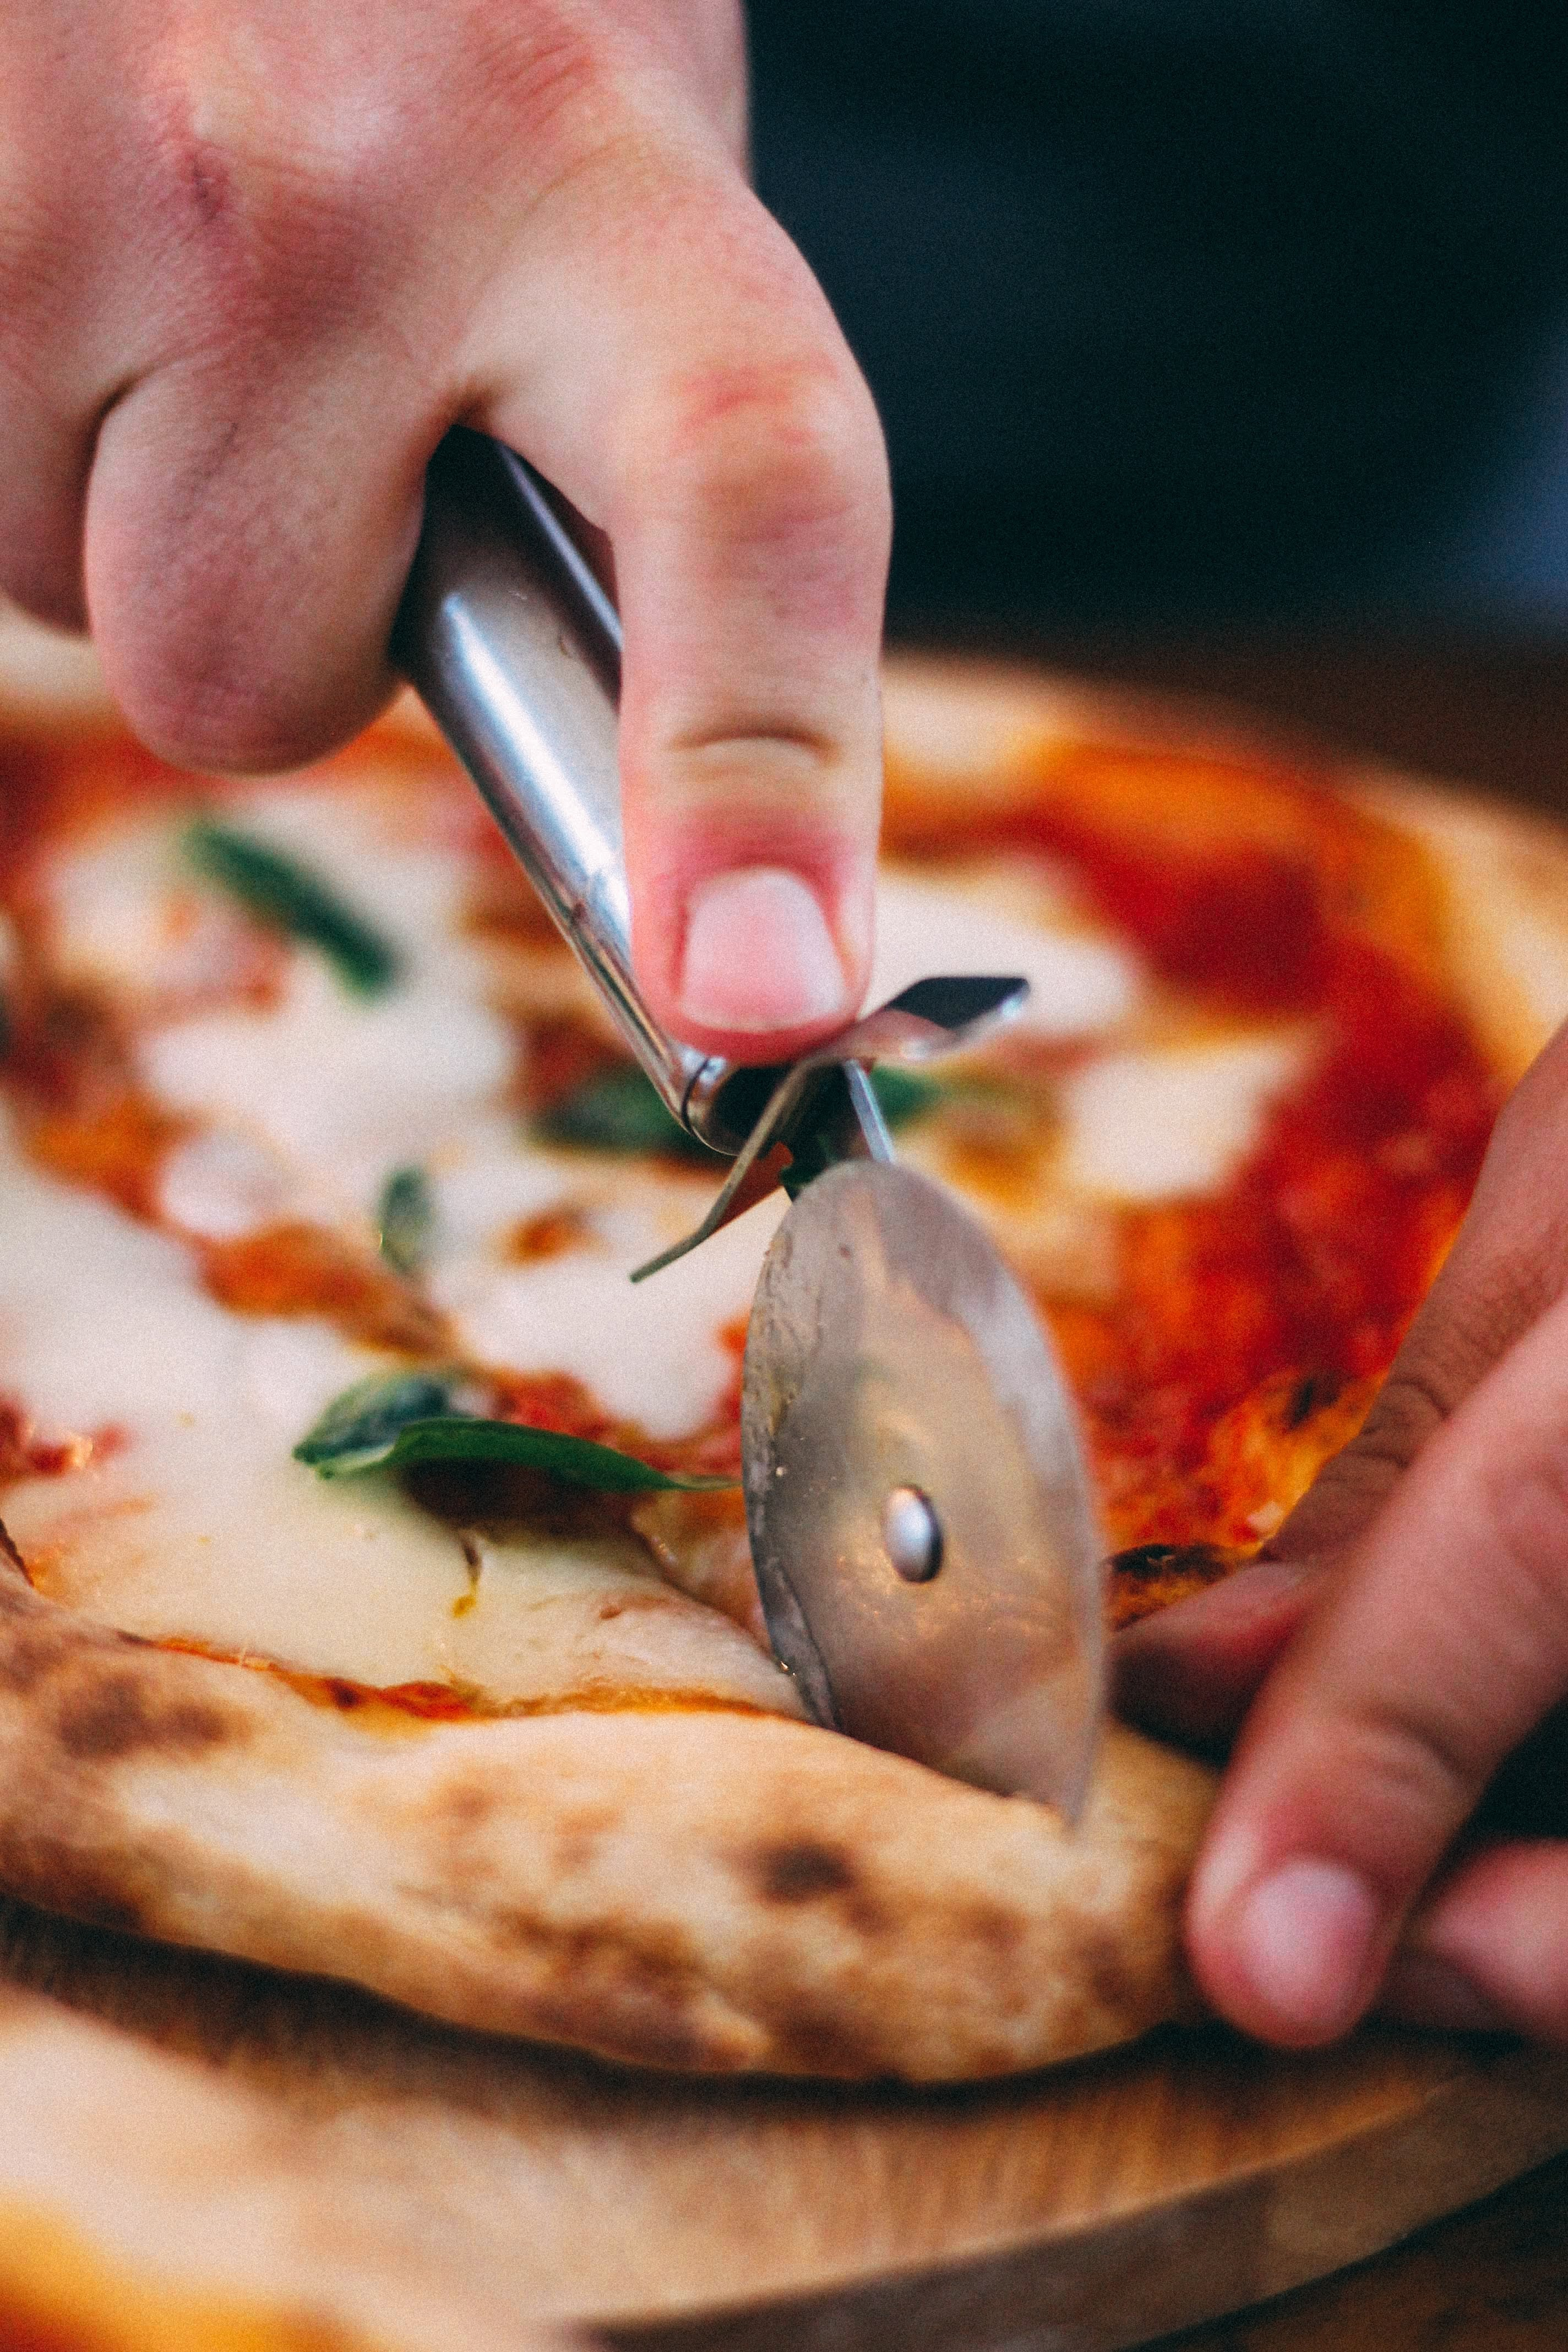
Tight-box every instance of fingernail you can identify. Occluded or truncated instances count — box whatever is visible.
[1231,1859,1380,2040]
[1380,1950,1510,2034]
[678,867,851,1035]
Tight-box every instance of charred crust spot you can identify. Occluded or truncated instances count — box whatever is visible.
[0,1625,66,1695]
[0,1518,27,1581]
[487,1915,720,2073]
[960,1900,1025,1961]
[54,1672,236,1762]
[1108,1542,1240,1630]
[430,1776,494,1830]
[0,1834,146,1938]
[765,2006,886,2078]
[754,1839,859,1905]
[1075,1920,1155,2026]
[1287,1369,1343,1429]
[318,1679,369,1713]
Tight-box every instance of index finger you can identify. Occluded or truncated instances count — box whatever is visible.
[1186,1278,1568,2045]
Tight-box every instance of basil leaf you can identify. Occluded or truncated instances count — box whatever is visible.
[377,1164,433,1276]
[309,1411,734,1491]
[531,1065,710,1159]
[869,1066,943,1129]
[186,820,400,995]
[293,1370,456,1473]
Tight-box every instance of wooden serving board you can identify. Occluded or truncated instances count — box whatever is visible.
[3,1894,1567,2352]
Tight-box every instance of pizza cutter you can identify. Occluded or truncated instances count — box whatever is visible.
[395,428,1106,1823]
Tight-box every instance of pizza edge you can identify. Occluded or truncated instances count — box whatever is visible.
[0,1555,1217,2083]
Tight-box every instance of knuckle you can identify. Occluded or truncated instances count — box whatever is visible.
[1479,1431,1568,1636]
[106,612,349,777]
[132,45,427,336]
[1332,1359,1453,1485]
[630,359,890,548]
[470,10,615,154]
[1344,1689,1487,1834]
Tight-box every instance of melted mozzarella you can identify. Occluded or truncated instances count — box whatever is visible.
[140,788,513,1212]
[429,1157,783,1438]
[0,1119,795,1714]
[158,1128,325,1240]
[871,866,1141,1039]
[1060,1033,1309,1202]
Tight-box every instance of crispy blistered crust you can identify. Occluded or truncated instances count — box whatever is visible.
[0,1556,1216,2082]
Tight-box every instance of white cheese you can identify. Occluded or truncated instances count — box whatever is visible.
[140,787,514,1212]
[430,1163,784,1438]
[1060,1032,1309,1203]
[0,1115,794,1714]
[870,865,1141,1040]
[158,1128,323,1240]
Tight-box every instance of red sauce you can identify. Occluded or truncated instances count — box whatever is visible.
[25,1092,192,1222]
[152,1636,766,1724]
[885,739,1500,1553]
[198,1222,447,1355]
[0,1398,122,1493]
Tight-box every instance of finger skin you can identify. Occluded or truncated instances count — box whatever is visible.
[1112,1556,1321,1752]
[3,0,888,1062]
[471,160,889,1057]
[1384,1841,1568,2042]
[1187,1282,1568,2047]
[1257,1021,1568,1569]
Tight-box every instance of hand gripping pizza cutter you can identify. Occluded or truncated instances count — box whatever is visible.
[395,429,1107,1824]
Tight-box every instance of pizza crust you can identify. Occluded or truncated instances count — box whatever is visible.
[0,1545,1216,2082]
[1351,766,1568,1085]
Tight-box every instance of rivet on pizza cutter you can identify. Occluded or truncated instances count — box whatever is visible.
[741,1160,1107,1828]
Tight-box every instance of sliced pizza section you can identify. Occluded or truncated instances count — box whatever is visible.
[0,642,1542,2078]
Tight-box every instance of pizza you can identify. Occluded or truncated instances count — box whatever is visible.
[0,606,1564,2085]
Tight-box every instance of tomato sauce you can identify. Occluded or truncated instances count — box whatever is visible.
[154,1636,767,1725]
[888,739,1500,1556]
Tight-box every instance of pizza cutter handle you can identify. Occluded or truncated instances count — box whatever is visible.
[394,428,749,1152]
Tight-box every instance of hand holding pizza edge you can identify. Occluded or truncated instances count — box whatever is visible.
[0,0,890,1061]
[1117,1020,1568,2049]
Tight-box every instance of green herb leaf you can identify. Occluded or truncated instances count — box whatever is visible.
[376,1164,434,1276]
[294,1372,734,1491]
[293,1370,457,1473]
[869,1066,944,1128]
[531,1065,710,1159]
[185,820,401,995]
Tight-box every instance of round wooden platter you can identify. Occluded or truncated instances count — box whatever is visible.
[2,1896,1566,2352]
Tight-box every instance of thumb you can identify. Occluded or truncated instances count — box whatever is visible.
[1186,1280,1568,2045]
[470,144,890,1063]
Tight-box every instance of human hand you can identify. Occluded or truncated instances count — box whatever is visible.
[0,1,889,1059]
[1117,1020,1568,2045]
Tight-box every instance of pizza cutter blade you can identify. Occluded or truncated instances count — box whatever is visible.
[742,1160,1106,1825]
[399,426,1108,1825]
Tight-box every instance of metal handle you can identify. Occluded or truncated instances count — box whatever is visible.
[394,428,739,1146]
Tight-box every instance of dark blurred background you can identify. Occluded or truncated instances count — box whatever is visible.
[747,3,1568,638]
